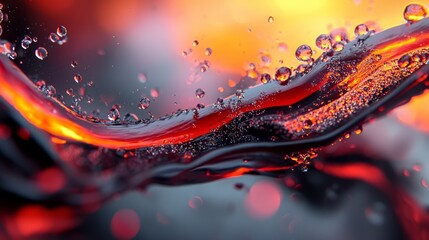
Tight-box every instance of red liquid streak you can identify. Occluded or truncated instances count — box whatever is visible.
[0,20,429,149]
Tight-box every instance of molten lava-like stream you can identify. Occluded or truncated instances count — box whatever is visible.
[0,19,429,149]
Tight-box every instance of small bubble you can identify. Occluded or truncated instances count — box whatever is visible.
[138,73,147,83]
[71,60,78,68]
[195,88,205,98]
[196,103,205,109]
[404,4,427,23]
[295,44,312,62]
[278,42,288,52]
[56,26,67,37]
[200,65,208,73]
[354,24,369,38]
[21,35,32,49]
[35,80,46,91]
[74,74,83,83]
[354,125,363,135]
[192,40,199,47]
[33,37,38,42]
[268,16,274,23]
[275,67,291,83]
[35,47,48,60]
[139,97,150,110]
[260,73,271,84]
[315,34,332,51]
[205,48,212,56]
[398,54,411,68]
[303,119,313,130]
[188,196,203,209]
[49,33,59,43]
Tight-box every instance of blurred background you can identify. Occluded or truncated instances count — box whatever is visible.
[1,0,429,239]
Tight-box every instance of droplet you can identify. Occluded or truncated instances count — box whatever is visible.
[21,35,32,49]
[354,24,369,38]
[150,88,159,98]
[56,26,67,37]
[398,54,411,68]
[404,4,427,23]
[329,28,349,43]
[278,42,288,52]
[249,62,256,70]
[33,37,38,43]
[74,74,83,83]
[275,67,291,83]
[35,80,46,91]
[49,33,59,43]
[35,47,48,60]
[44,85,56,97]
[139,97,150,110]
[192,40,199,47]
[295,44,313,62]
[205,48,212,56]
[268,16,274,23]
[303,119,313,130]
[200,65,208,73]
[138,73,147,83]
[354,125,363,135]
[236,89,244,99]
[66,88,75,97]
[333,42,345,52]
[195,88,205,98]
[188,196,203,209]
[315,34,332,51]
[71,60,78,68]
[260,73,271,84]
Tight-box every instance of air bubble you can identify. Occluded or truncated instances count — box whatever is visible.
[35,47,48,60]
[107,108,120,122]
[205,48,212,56]
[71,61,78,68]
[235,89,244,99]
[354,24,369,38]
[49,33,59,43]
[268,16,274,23]
[398,54,411,68]
[192,40,199,47]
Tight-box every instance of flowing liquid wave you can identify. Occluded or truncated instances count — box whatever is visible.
[1,12,429,240]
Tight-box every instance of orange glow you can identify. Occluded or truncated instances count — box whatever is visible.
[394,89,429,132]
[51,137,67,144]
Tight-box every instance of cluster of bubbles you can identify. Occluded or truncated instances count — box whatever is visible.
[49,26,68,45]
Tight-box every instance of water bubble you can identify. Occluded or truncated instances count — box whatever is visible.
[192,40,199,47]
[33,37,38,42]
[260,54,272,65]
[196,103,205,109]
[215,98,224,109]
[195,88,205,98]
[205,48,212,56]
[398,54,411,68]
[139,97,150,110]
[354,125,363,135]
[235,89,244,99]
[200,65,208,73]
[329,28,349,43]
[71,60,78,68]
[21,35,32,49]
[107,108,120,122]
[35,47,48,60]
[56,26,67,37]
[275,67,291,83]
[296,64,307,74]
[295,44,312,62]
[249,62,256,70]
[404,4,427,23]
[354,24,369,38]
[260,73,271,84]
[188,196,203,209]
[49,33,59,43]
[268,16,274,23]
[138,73,147,83]
[315,34,332,51]
[74,74,83,83]
[57,37,68,45]
[150,88,159,98]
